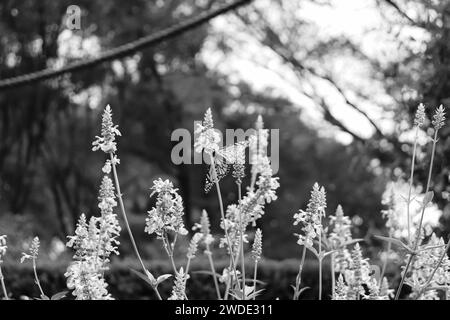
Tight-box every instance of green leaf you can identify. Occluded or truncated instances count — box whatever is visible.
[156,274,172,286]
[374,235,413,254]
[50,291,68,300]
[191,270,222,278]
[423,191,434,206]
[341,238,365,247]
[418,244,446,252]
[305,246,319,259]
[130,268,157,287]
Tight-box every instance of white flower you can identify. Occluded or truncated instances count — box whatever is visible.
[194,108,221,155]
[0,235,7,262]
[294,183,327,247]
[168,268,189,300]
[432,105,446,131]
[192,210,215,249]
[251,229,263,262]
[65,261,113,300]
[329,205,353,272]
[219,267,241,284]
[406,233,450,299]
[187,233,203,259]
[20,237,40,263]
[92,105,122,154]
[414,103,426,127]
[381,180,441,240]
[145,179,187,237]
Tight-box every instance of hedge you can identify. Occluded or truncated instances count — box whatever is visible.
[2,257,401,300]
[1,257,331,300]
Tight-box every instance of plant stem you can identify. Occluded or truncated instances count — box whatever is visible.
[237,182,246,299]
[205,246,222,300]
[238,183,242,201]
[318,216,323,300]
[416,239,450,299]
[379,233,392,288]
[331,253,335,299]
[239,210,246,300]
[395,252,414,300]
[210,155,241,293]
[109,153,162,300]
[406,127,419,245]
[163,233,178,274]
[253,261,258,300]
[224,260,232,300]
[0,266,8,300]
[32,259,45,297]
[293,245,306,300]
[395,130,438,299]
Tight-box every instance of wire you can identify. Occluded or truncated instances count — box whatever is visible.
[0,0,252,91]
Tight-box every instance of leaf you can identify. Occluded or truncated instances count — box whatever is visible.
[418,244,446,252]
[341,238,365,247]
[246,289,265,300]
[323,249,338,258]
[305,246,319,259]
[130,268,157,287]
[229,288,265,300]
[191,270,222,278]
[38,294,50,300]
[292,286,310,300]
[50,291,68,300]
[423,191,434,206]
[156,274,172,286]
[374,235,413,254]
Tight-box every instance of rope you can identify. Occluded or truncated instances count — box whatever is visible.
[0,0,252,91]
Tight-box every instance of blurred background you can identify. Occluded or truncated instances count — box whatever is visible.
[1,0,450,299]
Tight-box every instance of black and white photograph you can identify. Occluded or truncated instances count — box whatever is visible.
[0,0,450,306]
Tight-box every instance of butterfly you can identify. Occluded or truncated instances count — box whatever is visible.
[204,141,249,193]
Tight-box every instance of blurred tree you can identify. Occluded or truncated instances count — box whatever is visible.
[0,0,389,259]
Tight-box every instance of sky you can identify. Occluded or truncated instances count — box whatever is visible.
[200,0,428,144]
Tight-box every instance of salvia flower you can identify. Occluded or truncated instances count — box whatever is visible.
[329,205,352,272]
[97,176,121,263]
[238,158,279,225]
[92,105,121,154]
[250,116,269,179]
[194,108,221,155]
[102,156,120,174]
[145,179,188,238]
[186,233,203,259]
[414,103,426,127]
[192,210,214,248]
[220,204,246,255]
[381,180,441,240]
[344,243,371,298]
[65,214,115,300]
[379,277,394,299]
[405,233,450,299]
[432,105,446,131]
[219,267,241,284]
[251,228,262,262]
[0,235,7,262]
[168,268,188,300]
[231,141,247,185]
[364,277,384,300]
[293,183,327,247]
[65,261,112,300]
[20,237,40,263]
[334,274,349,300]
